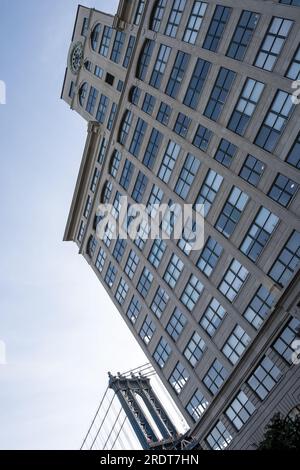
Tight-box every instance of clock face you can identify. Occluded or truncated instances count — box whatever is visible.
[70,42,83,74]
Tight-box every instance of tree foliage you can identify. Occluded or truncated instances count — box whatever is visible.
[258,412,300,450]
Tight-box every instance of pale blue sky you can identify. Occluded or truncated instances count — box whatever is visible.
[0,0,147,449]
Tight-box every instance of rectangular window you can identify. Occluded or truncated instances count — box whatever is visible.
[197,237,223,278]
[181,275,203,312]
[156,102,172,126]
[239,154,264,187]
[134,0,145,25]
[206,421,233,450]
[166,307,186,341]
[151,287,169,319]
[109,151,121,179]
[84,195,92,218]
[169,362,189,394]
[240,207,279,262]
[81,17,89,37]
[153,337,172,368]
[244,285,275,330]
[95,247,106,273]
[119,159,134,190]
[269,231,300,287]
[112,238,127,263]
[175,154,200,200]
[286,133,300,169]
[151,0,167,32]
[94,65,104,79]
[194,169,223,217]
[115,278,129,305]
[255,17,293,71]
[268,173,298,208]
[183,58,211,110]
[137,268,153,299]
[214,138,237,168]
[125,250,139,280]
[140,315,156,345]
[148,238,167,268]
[86,87,98,115]
[123,35,136,68]
[99,26,113,57]
[150,44,172,89]
[127,296,141,324]
[183,1,207,44]
[165,0,186,38]
[147,184,164,219]
[143,129,163,170]
[96,94,109,123]
[227,11,260,61]
[193,125,212,151]
[173,112,191,138]
[228,79,265,136]
[186,390,209,422]
[222,325,251,365]
[219,259,249,301]
[142,93,156,115]
[132,171,148,203]
[204,67,236,121]
[203,5,231,52]
[69,81,75,99]
[107,102,118,131]
[158,140,181,184]
[215,187,249,238]
[166,51,190,99]
[129,118,147,157]
[248,357,281,400]
[184,331,206,367]
[203,359,228,395]
[200,298,226,337]
[286,45,300,80]
[104,262,117,288]
[273,317,300,363]
[98,137,107,164]
[164,254,184,288]
[110,31,125,63]
[226,391,255,430]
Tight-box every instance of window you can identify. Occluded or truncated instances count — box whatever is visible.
[256,90,294,152]
[183,58,211,110]
[84,60,92,72]
[280,0,300,4]
[181,275,204,312]
[123,35,136,68]
[134,0,145,25]
[227,11,260,61]
[161,199,181,237]
[228,79,265,136]
[175,154,200,200]
[215,187,249,238]
[136,40,155,80]
[109,150,121,178]
[197,237,223,278]
[186,390,209,422]
[153,337,171,368]
[125,250,139,280]
[68,81,75,99]
[99,26,112,57]
[110,31,125,63]
[115,278,129,305]
[214,138,237,168]
[226,391,255,430]
[142,93,156,115]
[164,254,184,288]
[112,238,127,263]
[139,315,156,345]
[147,184,164,219]
[269,231,300,287]
[239,154,264,187]
[85,87,98,115]
[107,102,118,131]
[103,221,115,248]
[143,129,163,170]
[193,125,212,151]
[78,82,88,106]
[200,298,226,337]
[127,296,141,324]
[194,169,223,217]
[167,308,186,341]
[248,357,281,400]
[273,317,300,363]
[137,268,153,299]
[150,44,172,89]
[104,262,117,288]
[156,102,172,126]
[166,51,190,98]
[222,325,251,365]
[169,362,189,394]
[96,94,109,123]
[91,24,101,50]
[165,0,186,38]
[183,1,207,44]
[118,110,133,145]
[219,259,249,301]
[286,45,300,80]
[203,5,231,52]
[286,133,300,169]
[148,238,166,268]
[244,285,275,330]
[184,332,206,367]
[84,196,92,219]
[117,81,123,94]
[77,221,85,243]
[206,421,233,450]
[203,359,228,395]
[94,65,104,79]
[101,180,113,204]
[129,86,141,106]
[255,17,293,71]
[173,112,191,138]
[150,0,167,32]
[158,141,181,184]
[268,173,298,207]
[204,68,236,121]
[129,118,147,157]
[132,171,148,203]
[120,159,134,190]
[81,17,89,37]
[151,287,169,319]
[95,247,106,273]
[240,207,279,262]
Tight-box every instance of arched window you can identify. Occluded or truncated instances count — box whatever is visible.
[109,150,122,178]
[118,110,133,145]
[87,235,97,258]
[136,40,155,81]
[78,82,88,106]
[100,180,113,204]
[91,23,101,51]
[129,86,141,106]
[149,0,167,32]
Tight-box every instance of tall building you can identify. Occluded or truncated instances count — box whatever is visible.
[61,0,300,450]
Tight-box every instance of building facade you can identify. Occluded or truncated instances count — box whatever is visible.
[61,0,300,449]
